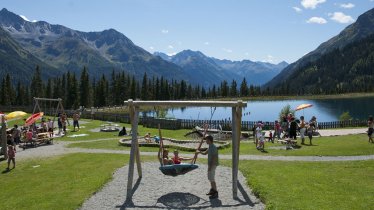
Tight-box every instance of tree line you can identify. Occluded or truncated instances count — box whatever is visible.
[0,66,264,109]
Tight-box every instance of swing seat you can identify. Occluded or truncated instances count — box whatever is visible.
[159,163,198,176]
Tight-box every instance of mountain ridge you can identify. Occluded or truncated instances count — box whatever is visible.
[0,8,188,82]
[266,7,374,88]
[154,50,288,86]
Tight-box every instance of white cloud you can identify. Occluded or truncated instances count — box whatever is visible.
[301,0,326,9]
[340,3,355,9]
[20,15,37,22]
[204,42,210,45]
[167,52,177,56]
[222,48,233,53]
[149,46,154,50]
[168,45,174,49]
[262,55,276,63]
[293,7,303,13]
[161,29,169,34]
[306,17,327,24]
[329,12,354,23]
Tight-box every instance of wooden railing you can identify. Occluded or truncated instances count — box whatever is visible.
[1,106,368,130]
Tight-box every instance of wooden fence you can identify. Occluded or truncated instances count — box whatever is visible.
[0,106,369,130]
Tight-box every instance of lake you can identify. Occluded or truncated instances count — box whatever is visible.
[162,97,374,122]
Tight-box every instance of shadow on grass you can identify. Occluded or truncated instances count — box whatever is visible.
[301,144,318,146]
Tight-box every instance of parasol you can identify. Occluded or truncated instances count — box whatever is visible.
[5,111,27,121]
[295,104,313,117]
[25,112,44,126]
[295,104,313,111]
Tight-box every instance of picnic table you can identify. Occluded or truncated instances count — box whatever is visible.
[21,132,53,149]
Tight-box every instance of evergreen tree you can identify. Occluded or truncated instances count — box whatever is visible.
[30,65,44,98]
[79,67,91,107]
[240,78,248,97]
[45,79,53,99]
[221,80,229,97]
[230,80,237,97]
[141,72,148,100]
[130,76,136,99]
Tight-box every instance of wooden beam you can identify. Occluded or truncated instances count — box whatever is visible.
[33,97,63,102]
[126,100,138,199]
[123,100,247,108]
[134,106,142,178]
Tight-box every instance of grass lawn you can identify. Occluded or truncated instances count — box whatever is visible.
[68,134,374,156]
[220,134,374,156]
[0,151,372,209]
[221,159,374,210]
[57,119,192,141]
[0,153,153,210]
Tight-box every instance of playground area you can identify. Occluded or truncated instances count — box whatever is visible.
[0,100,373,209]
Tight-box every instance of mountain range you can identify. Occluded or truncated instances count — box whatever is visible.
[0,8,186,83]
[266,7,374,91]
[154,50,288,86]
[0,8,287,87]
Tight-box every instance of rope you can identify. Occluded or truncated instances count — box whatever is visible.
[158,124,164,166]
[191,123,208,164]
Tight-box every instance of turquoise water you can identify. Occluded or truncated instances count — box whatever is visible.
[164,97,374,122]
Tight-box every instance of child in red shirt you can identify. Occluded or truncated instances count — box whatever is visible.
[172,150,193,164]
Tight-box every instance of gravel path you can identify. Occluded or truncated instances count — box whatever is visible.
[318,128,367,136]
[80,162,264,210]
[14,138,374,162]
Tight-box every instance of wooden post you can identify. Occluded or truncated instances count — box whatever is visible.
[1,116,7,159]
[232,106,238,198]
[126,99,139,199]
[134,106,142,177]
[232,100,243,199]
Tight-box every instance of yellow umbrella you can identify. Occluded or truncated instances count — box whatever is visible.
[5,111,27,120]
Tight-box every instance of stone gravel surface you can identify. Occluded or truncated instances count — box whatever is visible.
[80,162,265,210]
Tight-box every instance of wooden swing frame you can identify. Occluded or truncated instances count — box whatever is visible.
[124,99,246,199]
[32,97,65,124]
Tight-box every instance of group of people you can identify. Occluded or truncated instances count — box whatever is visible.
[3,112,80,171]
[254,114,318,150]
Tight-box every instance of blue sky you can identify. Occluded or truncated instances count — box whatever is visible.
[1,0,373,63]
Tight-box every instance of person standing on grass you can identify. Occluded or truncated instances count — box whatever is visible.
[198,135,219,199]
[73,112,80,132]
[6,144,16,170]
[289,117,298,140]
[306,122,314,145]
[368,115,373,143]
[47,118,54,138]
[274,120,281,140]
[12,124,21,145]
[299,116,306,144]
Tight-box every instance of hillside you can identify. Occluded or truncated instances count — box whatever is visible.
[0,26,61,82]
[272,34,374,94]
[266,8,374,89]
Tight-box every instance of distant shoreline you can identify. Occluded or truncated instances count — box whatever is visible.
[217,92,374,101]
